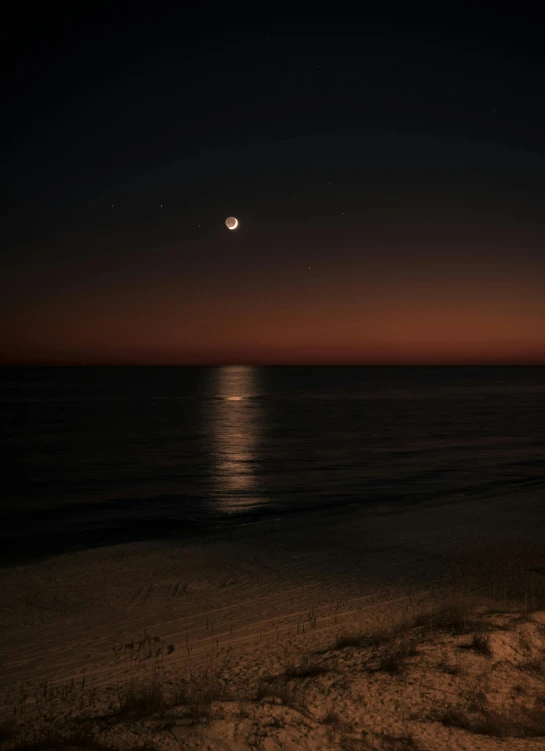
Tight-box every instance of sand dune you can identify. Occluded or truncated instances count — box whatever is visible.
[1,487,545,749]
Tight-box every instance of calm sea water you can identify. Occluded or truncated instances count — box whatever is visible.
[1,366,545,565]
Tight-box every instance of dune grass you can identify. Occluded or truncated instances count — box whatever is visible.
[471,632,492,657]
[4,544,545,749]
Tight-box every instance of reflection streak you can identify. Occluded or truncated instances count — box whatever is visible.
[209,366,263,513]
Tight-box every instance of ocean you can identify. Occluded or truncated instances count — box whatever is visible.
[1,366,544,565]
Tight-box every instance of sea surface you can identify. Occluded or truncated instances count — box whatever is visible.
[1,366,545,565]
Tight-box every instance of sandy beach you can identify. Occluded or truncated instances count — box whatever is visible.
[4,0,545,745]
[2,485,545,750]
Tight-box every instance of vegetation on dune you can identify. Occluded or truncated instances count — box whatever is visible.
[3,550,545,749]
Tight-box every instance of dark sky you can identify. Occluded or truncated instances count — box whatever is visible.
[2,6,545,365]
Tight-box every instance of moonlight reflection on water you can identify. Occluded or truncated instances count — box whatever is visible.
[210,366,262,513]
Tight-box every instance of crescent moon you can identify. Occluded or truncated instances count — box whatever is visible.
[225,216,239,230]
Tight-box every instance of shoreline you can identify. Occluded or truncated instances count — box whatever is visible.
[2,474,545,571]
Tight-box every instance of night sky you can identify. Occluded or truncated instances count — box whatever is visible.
[3,8,545,365]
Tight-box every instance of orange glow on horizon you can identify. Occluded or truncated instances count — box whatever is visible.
[2,228,544,367]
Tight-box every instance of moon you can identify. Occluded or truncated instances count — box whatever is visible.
[225,216,239,230]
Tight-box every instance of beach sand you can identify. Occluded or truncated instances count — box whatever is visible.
[1,486,545,749]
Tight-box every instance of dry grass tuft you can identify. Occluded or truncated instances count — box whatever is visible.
[471,632,492,656]
[321,708,341,725]
[378,641,417,676]
[412,599,478,636]
[284,655,328,680]
[452,543,545,613]
[255,677,300,708]
[115,630,167,718]
[117,680,165,717]
[442,662,462,676]
[334,626,391,651]
[171,671,221,724]
[334,632,366,650]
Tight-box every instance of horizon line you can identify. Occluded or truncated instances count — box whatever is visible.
[2,360,545,368]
